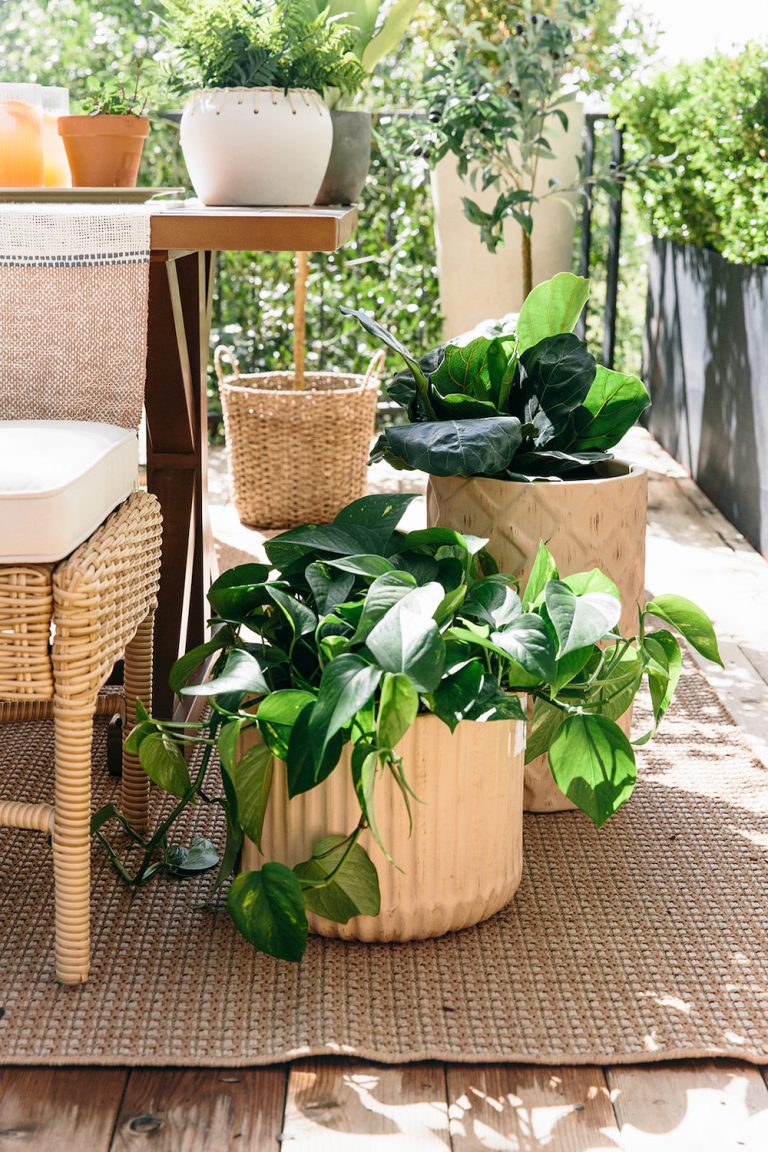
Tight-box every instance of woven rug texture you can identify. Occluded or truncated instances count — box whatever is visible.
[0,660,766,1067]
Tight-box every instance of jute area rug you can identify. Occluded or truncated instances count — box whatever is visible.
[0,661,766,1067]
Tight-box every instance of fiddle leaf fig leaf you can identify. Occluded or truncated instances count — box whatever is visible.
[519,333,596,436]
[383,417,523,476]
[548,713,637,827]
[227,864,308,962]
[567,366,651,452]
[644,595,723,666]
[516,272,590,352]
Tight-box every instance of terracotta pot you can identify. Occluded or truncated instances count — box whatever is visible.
[315,109,372,205]
[426,461,648,812]
[180,87,332,206]
[58,115,149,187]
[241,713,525,941]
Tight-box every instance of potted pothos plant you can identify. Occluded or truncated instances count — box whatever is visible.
[96,495,720,962]
[312,0,420,205]
[58,66,151,188]
[163,0,365,205]
[343,271,652,810]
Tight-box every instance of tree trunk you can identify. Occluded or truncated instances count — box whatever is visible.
[521,226,533,301]
[294,251,309,389]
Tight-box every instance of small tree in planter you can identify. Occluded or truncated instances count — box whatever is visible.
[95,494,720,961]
[344,271,654,809]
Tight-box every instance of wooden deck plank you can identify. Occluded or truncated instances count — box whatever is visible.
[111,1067,286,1151]
[282,1059,450,1149]
[447,1065,621,1151]
[607,1062,768,1151]
[0,1067,127,1151]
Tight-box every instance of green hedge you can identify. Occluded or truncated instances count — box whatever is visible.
[617,43,768,265]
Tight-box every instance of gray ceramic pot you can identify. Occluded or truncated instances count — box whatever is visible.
[315,109,372,206]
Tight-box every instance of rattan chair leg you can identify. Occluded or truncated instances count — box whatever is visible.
[122,610,154,832]
[52,697,94,984]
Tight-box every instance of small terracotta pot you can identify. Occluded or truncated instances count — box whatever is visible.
[58,114,149,187]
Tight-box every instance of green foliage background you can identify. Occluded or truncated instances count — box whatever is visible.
[617,42,768,266]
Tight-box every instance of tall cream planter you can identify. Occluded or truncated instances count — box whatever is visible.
[241,714,525,941]
[427,463,648,812]
[180,87,332,207]
[431,103,585,339]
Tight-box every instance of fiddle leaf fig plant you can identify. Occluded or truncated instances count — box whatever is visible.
[342,271,651,481]
[94,495,720,963]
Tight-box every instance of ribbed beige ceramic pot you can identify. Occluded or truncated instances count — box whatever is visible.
[426,461,648,813]
[241,713,525,941]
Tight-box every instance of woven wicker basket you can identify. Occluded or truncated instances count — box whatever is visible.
[215,347,382,529]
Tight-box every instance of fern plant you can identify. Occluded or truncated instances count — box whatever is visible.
[163,0,365,94]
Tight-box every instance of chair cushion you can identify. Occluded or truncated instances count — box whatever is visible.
[0,421,138,563]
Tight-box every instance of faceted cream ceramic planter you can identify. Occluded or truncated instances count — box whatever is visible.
[427,462,648,813]
[241,714,525,941]
[180,87,332,206]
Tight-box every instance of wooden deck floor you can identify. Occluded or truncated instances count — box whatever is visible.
[2,429,767,1149]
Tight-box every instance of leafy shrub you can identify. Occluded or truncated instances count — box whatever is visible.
[616,43,768,265]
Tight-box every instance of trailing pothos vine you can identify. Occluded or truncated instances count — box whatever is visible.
[94,495,721,961]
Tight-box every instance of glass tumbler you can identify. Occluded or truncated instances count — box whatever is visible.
[0,83,44,187]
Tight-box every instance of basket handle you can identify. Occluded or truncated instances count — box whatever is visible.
[362,350,387,388]
[214,345,241,384]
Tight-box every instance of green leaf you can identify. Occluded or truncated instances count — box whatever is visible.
[361,0,420,70]
[644,595,722,665]
[516,272,590,352]
[463,679,526,723]
[568,366,650,452]
[461,577,522,628]
[351,743,388,857]
[294,835,381,923]
[377,671,419,749]
[169,632,231,694]
[548,713,637,827]
[384,417,523,477]
[431,660,484,731]
[138,731,191,798]
[561,568,621,600]
[332,493,416,542]
[340,305,429,386]
[207,564,271,620]
[525,697,566,763]
[217,718,245,773]
[522,540,558,609]
[135,699,150,723]
[230,742,273,850]
[286,705,344,797]
[397,527,487,555]
[432,391,499,420]
[519,334,596,437]
[164,835,219,876]
[366,583,446,692]
[305,562,355,616]
[351,571,418,643]
[180,649,269,699]
[326,554,396,578]
[256,689,316,760]
[266,586,317,637]
[644,630,683,732]
[123,719,157,756]
[429,338,491,396]
[491,614,557,682]
[308,654,382,761]
[544,580,621,657]
[227,863,308,962]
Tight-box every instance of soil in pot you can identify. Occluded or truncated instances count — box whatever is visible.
[241,714,526,941]
[427,461,648,812]
[58,115,149,187]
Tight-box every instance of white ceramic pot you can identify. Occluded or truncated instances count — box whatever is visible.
[431,102,585,338]
[427,462,648,812]
[180,87,333,206]
[241,713,525,941]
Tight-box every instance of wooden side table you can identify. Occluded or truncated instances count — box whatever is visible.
[146,206,358,714]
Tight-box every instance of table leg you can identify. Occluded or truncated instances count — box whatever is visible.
[145,250,218,717]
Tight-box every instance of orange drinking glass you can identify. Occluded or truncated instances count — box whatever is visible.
[0,83,43,187]
[42,86,71,187]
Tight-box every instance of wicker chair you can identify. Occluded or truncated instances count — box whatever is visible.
[0,206,162,983]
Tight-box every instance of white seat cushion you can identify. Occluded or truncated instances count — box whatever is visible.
[0,421,138,563]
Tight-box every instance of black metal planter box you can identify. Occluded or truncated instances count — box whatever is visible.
[644,237,768,554]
